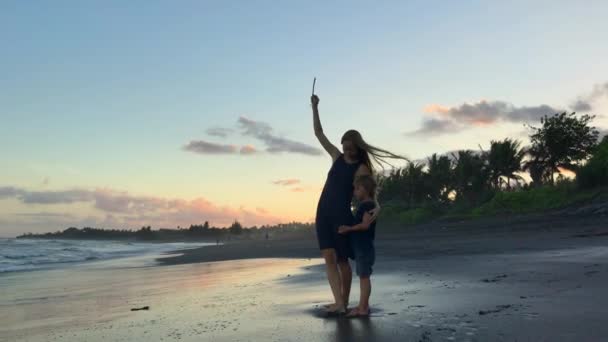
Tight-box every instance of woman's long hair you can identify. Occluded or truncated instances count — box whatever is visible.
[341,130,408,175]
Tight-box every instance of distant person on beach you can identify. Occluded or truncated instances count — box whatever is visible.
[311,93,405,315]
[338,174,378,317]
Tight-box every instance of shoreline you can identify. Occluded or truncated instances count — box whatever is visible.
[157,213,608,266]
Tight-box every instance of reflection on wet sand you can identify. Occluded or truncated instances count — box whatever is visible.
[330,315,377,342]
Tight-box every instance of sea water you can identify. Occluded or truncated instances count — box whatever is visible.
[0,238,210,273]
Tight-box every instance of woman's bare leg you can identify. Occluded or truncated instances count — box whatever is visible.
[321,248,344,311]
[338,260,352,308]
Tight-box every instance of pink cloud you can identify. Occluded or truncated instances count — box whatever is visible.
[272,179,301,186]
[256,207,268,214]
[423,104,450,115]
[1,186,286,232]
[411,100,559,136]
[240,144,257,155]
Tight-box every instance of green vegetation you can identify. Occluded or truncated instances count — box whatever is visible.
[577,136,608,189]
[472,183,600,216]
[379,112,604,225]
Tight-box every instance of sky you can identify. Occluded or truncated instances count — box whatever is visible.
[1,1,608,237]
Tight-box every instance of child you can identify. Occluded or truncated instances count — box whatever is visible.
[338,174,377,317]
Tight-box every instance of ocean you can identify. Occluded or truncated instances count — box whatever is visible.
[0,238,210,273]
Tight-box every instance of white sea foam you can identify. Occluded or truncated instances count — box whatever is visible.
[0,238,210,273]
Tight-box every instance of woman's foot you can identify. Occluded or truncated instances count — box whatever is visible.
[324,303,346,315]
[323,302,348,309]
[346,306,370,318]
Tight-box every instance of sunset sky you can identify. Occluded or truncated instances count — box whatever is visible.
[1,1,608,236]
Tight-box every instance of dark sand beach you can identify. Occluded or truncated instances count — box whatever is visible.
[2,214,608,341]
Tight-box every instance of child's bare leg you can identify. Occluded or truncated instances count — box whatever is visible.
[346,276,372,317]
[359,276,371,312]
[321,249,344,311]
[338,260,352,308]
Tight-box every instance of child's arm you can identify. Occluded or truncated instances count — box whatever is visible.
[369,191,381,221]
[362,209,377,226]
[338,212,373,234]
[368,200,381,221]
[347,222,371,232]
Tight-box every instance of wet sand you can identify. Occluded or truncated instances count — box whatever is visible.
[2,216,608,341]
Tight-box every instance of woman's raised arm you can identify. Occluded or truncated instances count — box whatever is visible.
[311,95,340,161]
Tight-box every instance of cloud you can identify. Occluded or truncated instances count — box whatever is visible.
[272,179,301,186]
[423,104,450,114]
[1,187,163,212]
[434,100,559,125]
[412,81,608,136]
[182,140,237,154]
[507,104,562,122]
[14,212,75,218]
[0,186,25,199]
[271,179,312,193]
[409,118,460,136]
[571,99,592,112]
[92,188,169,213]
[206,127,234,138]
[569,82,608,112]
[256,207,269,214]
[237,116,322,155]
[135,197,283,228]
[19,189,94,204]
[182,140,258,156]
[410,100,560,136]
[239,145,257,155]
[190,117,321,157]
[0,185,286,235]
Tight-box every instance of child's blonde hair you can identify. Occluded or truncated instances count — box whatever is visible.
[355,175,377,198]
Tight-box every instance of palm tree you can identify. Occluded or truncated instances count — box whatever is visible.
[377,162,426,209]
[377,168,408,206]
[452,150,491,206]
[425,153,453,204]
[522,145,553,187]
[404,162,427,208]
[487,138,525,190]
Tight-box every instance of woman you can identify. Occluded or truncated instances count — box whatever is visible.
[311,94,406,315]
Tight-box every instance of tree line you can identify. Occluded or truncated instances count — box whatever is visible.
[17,221,315,241]
[377,112,605,220]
